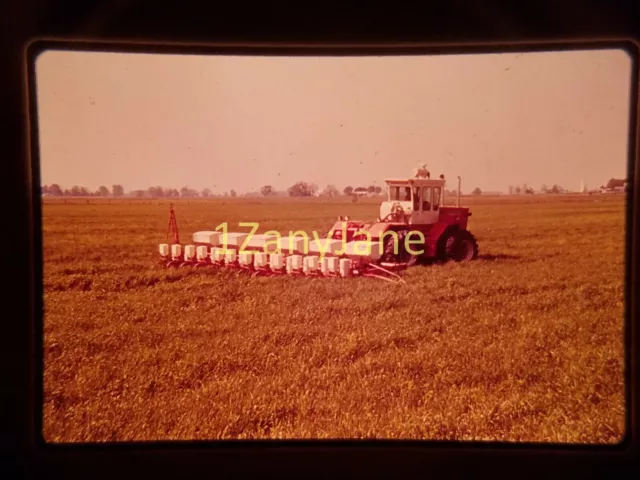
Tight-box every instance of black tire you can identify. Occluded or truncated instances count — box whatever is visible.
[380,229,421,266]
[440,229,478,262]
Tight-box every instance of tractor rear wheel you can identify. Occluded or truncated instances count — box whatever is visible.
[440,229,478,262]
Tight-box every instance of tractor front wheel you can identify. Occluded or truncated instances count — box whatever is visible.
[441,229,478,262]
[380,229,420,266]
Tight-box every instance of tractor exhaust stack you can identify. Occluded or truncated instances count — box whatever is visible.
[457,176,461,207]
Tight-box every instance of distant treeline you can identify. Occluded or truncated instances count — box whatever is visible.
[40,182,464,198]
[41,182,573,198]
[41,184,125,197]
[470,184,569,196]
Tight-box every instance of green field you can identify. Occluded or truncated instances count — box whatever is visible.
[42,194,626,443]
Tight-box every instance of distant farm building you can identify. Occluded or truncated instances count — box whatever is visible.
[599,178,627,193]
[353,187,370,197]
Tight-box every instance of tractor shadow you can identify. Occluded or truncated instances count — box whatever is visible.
[416,253,520,266]
[477,253,521,262]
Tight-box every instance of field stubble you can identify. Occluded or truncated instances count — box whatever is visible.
[42,195,626,442]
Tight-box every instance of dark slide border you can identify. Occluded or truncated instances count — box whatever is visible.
[4,2,640,478]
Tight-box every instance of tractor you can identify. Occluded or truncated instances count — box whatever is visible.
[325,172,478,268]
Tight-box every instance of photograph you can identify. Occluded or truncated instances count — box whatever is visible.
[35,46,630,443]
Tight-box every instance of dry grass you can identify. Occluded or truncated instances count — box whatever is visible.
[42,194,626,443]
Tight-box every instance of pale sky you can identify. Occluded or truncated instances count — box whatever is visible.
[34,48,633,194]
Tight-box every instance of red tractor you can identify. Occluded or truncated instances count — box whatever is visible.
[325,173,478,268]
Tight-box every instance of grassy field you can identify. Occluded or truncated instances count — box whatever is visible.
[41,194,626,443]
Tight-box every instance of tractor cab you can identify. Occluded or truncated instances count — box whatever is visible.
[380,177,445,225]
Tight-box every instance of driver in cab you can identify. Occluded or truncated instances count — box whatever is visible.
[413,187,420,212]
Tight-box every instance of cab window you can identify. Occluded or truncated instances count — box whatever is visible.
[389,185,413,202]
[422,187,431,211]
[413,187,420,211]
[433,187,441,210]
